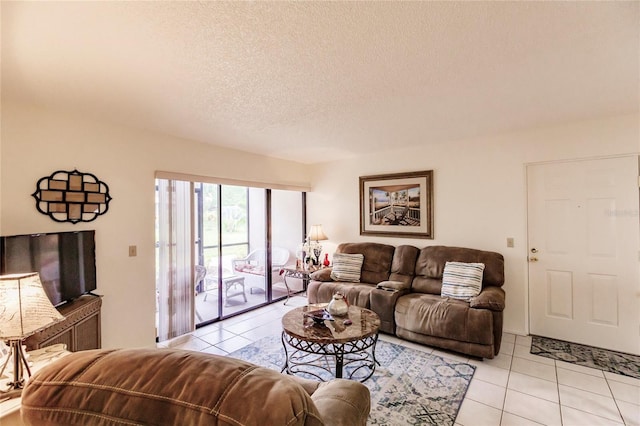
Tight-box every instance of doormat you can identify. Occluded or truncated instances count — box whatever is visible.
[530,335,640,379]
[229,335,475,425]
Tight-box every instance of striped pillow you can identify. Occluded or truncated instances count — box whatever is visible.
[441,261,485,301]
[330,253,365,282]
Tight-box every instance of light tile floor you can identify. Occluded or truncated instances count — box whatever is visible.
[158,296,640,425]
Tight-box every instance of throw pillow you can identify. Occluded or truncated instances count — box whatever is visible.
[330,253,364,282]
[441,261,485,301]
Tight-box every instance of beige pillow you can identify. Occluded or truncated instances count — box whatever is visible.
[441,261,485,301]
[330,253,364,282]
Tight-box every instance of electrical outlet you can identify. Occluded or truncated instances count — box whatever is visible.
[128,245,137,257]
[506,238,514,248]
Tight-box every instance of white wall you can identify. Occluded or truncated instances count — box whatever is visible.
[307,113,640,336]
[2,101,637,344]
[0,102,310,349]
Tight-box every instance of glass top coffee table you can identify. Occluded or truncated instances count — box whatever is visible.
[281,304,381,382]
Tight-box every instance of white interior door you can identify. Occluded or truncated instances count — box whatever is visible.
[527,156,640,355]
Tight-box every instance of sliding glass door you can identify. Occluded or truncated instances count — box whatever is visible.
[194,184,257,323]
[271,190,304,301]
[156,176,305,339]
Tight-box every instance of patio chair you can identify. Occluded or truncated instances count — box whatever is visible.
[232,247,290,294]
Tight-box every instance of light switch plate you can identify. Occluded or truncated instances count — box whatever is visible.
[506,238,514,248]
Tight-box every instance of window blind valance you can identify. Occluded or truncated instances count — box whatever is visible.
[155,171,311,192]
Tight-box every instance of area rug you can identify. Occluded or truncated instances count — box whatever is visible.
[530,335,640,379]
[229,335,475,425]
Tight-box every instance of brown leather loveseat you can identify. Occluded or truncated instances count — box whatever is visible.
[21,348,370,425]
[308,243,505,359]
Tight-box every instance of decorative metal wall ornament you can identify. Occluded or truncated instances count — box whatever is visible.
[32,169,112,224]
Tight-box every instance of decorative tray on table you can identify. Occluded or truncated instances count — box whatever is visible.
[303,309,334,324]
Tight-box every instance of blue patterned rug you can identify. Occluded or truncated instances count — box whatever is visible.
[530,335,640,379]
[229,335,475,425]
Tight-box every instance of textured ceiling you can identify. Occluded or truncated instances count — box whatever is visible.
[2,1,639,164]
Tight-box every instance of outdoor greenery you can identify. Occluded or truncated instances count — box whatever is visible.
[200,183,249,269]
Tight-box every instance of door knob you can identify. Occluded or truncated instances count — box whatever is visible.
[529,257,539,262]
[530,248,538,253]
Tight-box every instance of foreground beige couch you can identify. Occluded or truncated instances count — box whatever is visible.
[309,243,505,359]
[21,348,370,426]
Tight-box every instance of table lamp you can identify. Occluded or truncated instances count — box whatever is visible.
[0,272,64,392]
[307,224,328,264]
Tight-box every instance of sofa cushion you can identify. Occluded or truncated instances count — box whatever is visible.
[331,253,365,282]
[395,293,494,345]
[308,281,375,308]
[235,264,265,275]
[441,261,485,301]
[21,348,324,426]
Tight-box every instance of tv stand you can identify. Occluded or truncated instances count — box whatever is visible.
[25,294,102,352]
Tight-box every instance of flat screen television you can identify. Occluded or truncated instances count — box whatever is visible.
[0,230,97,307]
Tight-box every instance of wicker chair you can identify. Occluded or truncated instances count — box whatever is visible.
[232,247,290,294]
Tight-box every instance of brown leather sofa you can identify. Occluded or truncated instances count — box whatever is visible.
[21,348,370,426]
[308,243,505,359]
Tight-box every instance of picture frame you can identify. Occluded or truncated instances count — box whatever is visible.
[359,170,433,239]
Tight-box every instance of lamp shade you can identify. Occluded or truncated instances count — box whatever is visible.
[0,272,64,340]
[307,225,328,242]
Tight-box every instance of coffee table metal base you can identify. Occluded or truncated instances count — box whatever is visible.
[281,332,379,382]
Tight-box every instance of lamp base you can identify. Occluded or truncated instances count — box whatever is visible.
[312,244,323,265]
[0,340,31,392]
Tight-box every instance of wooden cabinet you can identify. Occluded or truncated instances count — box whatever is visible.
[25,294,102,352]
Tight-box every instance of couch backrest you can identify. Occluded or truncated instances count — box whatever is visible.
[336,242,395,284]
[388,244,420,286]
[22,348,323,426]
[412,245,505,294]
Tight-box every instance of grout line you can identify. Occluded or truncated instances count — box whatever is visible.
[557,378,619,400]
[499,355,512,425]
[603,373,628,424]
[555,360,565,426]
[502,412,546,425]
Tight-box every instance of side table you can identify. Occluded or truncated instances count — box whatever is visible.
[280,267,315,305]
[0,345,70,426]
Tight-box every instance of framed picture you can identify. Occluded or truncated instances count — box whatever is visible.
[359,170,433,239]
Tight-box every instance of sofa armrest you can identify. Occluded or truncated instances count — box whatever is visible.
[310,379,370,426]
[470,286,505,311]
[370,287,409,334]
[376,280,410,291]
[310,267,333,282]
